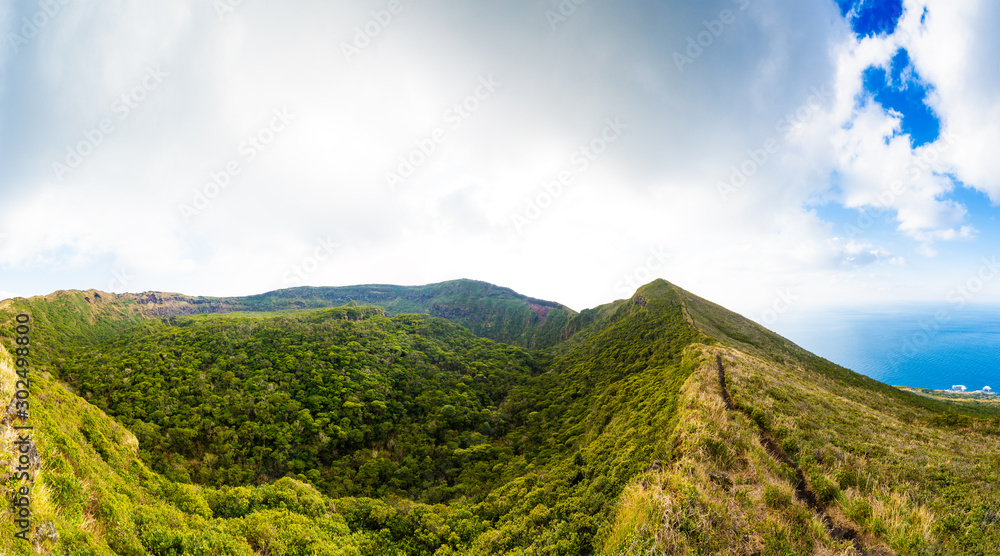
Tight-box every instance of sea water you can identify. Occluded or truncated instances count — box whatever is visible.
[768,305,1000,390]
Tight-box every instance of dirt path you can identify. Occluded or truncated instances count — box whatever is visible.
[715,355,871,555]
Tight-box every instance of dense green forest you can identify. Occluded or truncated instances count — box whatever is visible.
[0,280,708,554]
[2,279,1000,554]
[62,306,541,498]
[59,286,704,553]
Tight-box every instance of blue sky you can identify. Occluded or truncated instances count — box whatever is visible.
[1,0,999,320]
[862,48,939,147]
[836,0,905,36]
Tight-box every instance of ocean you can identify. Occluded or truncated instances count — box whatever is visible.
[767,305,1000,391]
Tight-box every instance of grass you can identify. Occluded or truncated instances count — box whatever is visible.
[3,278,1000,554]
[722,345,1000,554]
[600,346,856,555]
[896,386,1000,407]
[598,280,1000,555]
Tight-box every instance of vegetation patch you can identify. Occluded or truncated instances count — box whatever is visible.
[0,279,997,554]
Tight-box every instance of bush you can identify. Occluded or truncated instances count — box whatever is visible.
[834,467,858,489]
[208,486,254,518]
[763,484,791,509]
[162,480,213,518]
[750,408,771,429]
[929,413,973,428]
[255,477,329,517]
[182,523,254,556]
[780,436,798,458]
[846,497,873,525]
[809,473,840,506]
[134,503,187,554]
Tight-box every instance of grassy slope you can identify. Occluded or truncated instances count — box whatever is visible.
[677,282,1000,420]
[470,280,704,554]
[0,292,153,367]
[3,279,1000,554]
[602,347,862,555]
[603,280,1000,555]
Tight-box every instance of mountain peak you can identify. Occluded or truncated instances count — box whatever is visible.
[2,278,999,553]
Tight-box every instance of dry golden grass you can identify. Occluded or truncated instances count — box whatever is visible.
[602,347,863,555]
[718,345,1000,555]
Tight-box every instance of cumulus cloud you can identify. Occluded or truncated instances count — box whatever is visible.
[897,0,1000,195]
[0,0,997,314]
[780,0,995,261]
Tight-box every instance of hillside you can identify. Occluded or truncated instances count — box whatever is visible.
[0,280,573,363]
[603,282,1000,555]
[1,279,999,554]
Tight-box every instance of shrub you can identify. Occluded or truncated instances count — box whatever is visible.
[208,486,254,518]
[162,481,213,518]
[834,467,858,489]
[846,497,873,525]
[810,473,840,506]
[763,484,791,509]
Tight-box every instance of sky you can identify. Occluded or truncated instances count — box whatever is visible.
[1,0,999,323]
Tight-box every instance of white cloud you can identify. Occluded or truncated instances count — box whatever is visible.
[776,0,994,258]
[0,187,195,272]
[0,0,997,316]
[902,0,1000,200]
[829,102,966,237]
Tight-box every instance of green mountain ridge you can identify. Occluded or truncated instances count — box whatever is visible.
[0,280,574,364]
[0,279,997,555]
